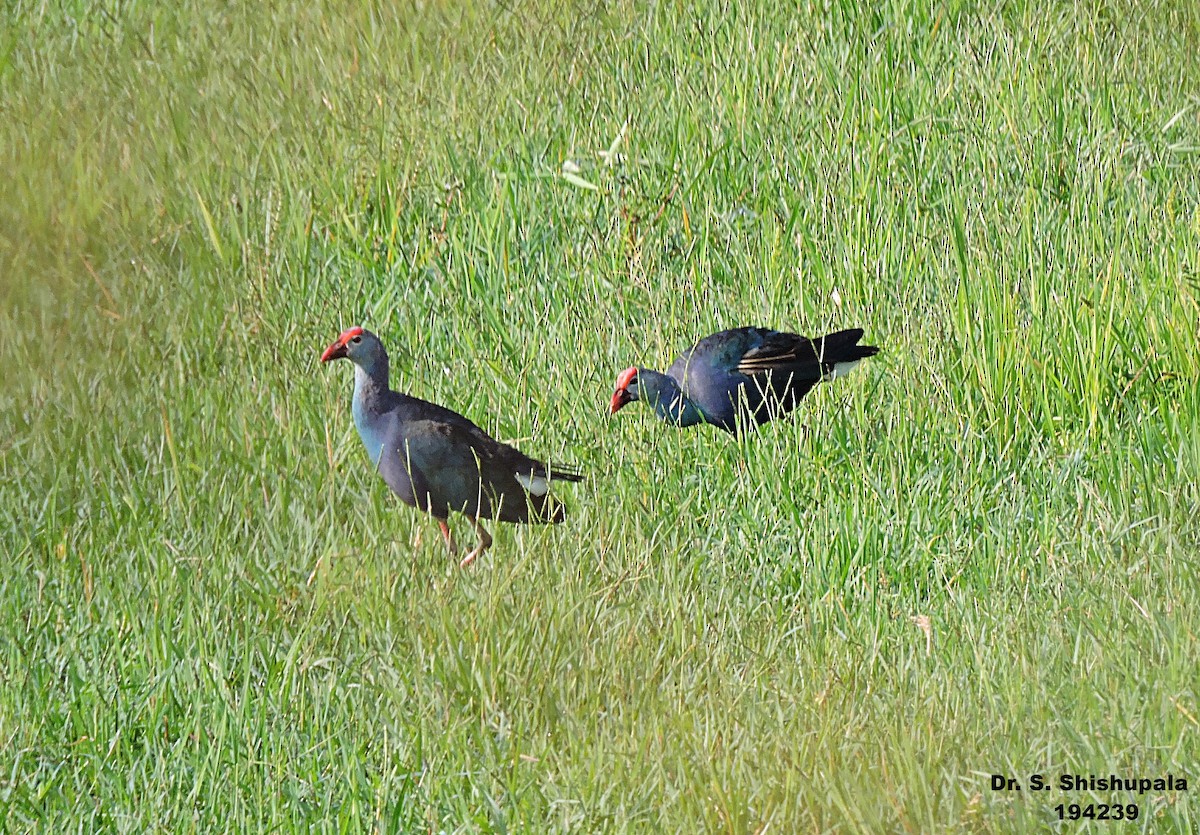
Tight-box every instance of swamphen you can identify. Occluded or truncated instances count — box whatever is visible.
[321,327,583,566]
[610,326,879,433]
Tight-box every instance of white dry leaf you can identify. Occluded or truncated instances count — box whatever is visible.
[911,614,932,656]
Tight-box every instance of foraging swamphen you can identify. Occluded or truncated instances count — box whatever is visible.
[321,327,583,566]
[610,327,879,434]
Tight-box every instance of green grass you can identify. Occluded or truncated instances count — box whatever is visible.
[3,0,1199,830]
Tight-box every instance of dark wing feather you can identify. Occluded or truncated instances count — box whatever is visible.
[384,395,583,524]
[735,328,868,377]
[671,326,878,431]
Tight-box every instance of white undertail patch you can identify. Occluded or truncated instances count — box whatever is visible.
[827,360,861,380]
[515,472,549,496]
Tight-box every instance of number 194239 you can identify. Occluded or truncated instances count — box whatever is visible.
[1054,803,1139,821]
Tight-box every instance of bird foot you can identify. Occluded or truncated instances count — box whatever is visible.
[458,518,493,567]
[459,547,484,568]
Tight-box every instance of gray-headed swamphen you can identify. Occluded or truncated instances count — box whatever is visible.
[322,327,583,566]
[610,326,879,434]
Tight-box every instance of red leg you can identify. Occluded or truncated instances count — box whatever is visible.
[459,518,493,567]
[437,519,459,555]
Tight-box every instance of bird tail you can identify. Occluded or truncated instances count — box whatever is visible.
[504,459,583,524]
[815,328,879,379]
[532,461,585,483]
[530,461,582,525]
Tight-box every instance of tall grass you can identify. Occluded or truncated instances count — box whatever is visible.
[2,0,1198,830]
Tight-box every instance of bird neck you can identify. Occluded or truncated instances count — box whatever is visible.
[355,352,390,389]
[638,370,704,428]
[351,358,391,454]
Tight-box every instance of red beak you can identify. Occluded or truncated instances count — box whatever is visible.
[322,326,365,363]
[320,340,347,363]
[610,388,632,414]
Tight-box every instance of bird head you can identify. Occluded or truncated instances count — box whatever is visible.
[609,367,641,414]
[321,326,380,366]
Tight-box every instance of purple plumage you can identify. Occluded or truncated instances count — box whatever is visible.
[322,327,582,566]
[610,326,879,434]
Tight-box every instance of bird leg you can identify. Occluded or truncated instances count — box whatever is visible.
[436,519,459,555]
[459,518,493,567]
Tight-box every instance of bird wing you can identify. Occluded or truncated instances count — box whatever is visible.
[382,409,580,524]
[667,327,873,431]
[398,393,584,482]
[735,329,859,377]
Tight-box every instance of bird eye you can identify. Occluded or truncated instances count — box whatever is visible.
[350,335,362,344]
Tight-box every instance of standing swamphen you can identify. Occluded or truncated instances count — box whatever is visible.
[610,326,879,434]
[321,327,583,566]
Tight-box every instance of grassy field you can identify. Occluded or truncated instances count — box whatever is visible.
[3,0,1200,830]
